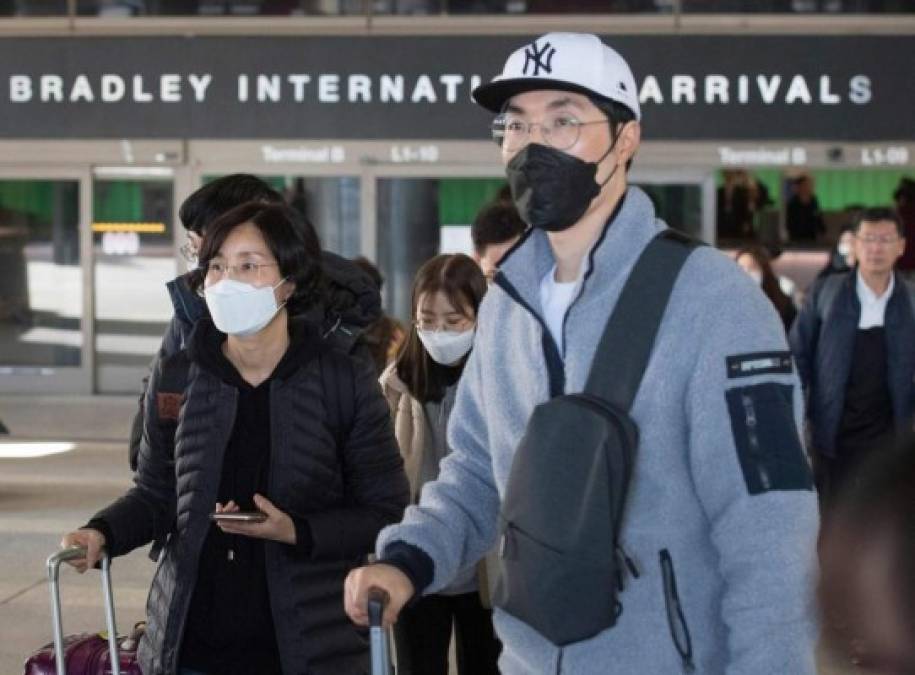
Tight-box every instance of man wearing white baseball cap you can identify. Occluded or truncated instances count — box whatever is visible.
[346,33,818,674]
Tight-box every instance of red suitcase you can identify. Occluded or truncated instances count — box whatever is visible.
[23,546,143,675]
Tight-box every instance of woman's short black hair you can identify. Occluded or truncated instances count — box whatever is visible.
[179,174,284,236]
[189,201,324,316]
[471,200,528,255]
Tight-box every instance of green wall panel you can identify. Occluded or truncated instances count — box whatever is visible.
[439,178,507,225]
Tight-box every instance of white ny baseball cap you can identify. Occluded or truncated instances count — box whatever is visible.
[472,32,641,121]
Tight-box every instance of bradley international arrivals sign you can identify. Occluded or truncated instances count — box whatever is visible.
[0,35,912,141]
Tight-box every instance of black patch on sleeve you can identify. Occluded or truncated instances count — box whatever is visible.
[726,351,793,379]
[725,383,814,495]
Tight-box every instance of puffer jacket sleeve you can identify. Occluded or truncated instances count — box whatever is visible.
[128,315,184,471]
[306,357,410,561]
[92,355,179,558]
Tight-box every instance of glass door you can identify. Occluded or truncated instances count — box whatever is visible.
[0,168,91,394]
[92,168,177,394]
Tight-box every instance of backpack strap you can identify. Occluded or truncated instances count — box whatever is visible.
[319,350,356,456]
[584,229,700,411]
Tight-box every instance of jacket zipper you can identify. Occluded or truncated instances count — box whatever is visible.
[558,193,628,360]
[741,393,771,491]
[494,273,566,397]
[660,549,695,674]
[493,193,629,395]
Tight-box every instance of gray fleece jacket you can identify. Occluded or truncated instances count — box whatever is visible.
[377,186,820,674]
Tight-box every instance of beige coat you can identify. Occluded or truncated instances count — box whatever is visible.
[379,362,427,503]
[378,362,497,607]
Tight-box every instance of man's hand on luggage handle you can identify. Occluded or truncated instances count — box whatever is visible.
[344,564,415,629]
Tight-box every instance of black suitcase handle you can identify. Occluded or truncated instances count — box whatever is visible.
[367,587,392,675]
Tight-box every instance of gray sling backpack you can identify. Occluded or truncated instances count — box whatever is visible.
[493,229,699,646]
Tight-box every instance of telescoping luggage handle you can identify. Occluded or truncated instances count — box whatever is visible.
[46,546,121,675]
[367,587,393,675]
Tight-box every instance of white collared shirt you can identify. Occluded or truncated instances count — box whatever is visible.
[856,270,894,329]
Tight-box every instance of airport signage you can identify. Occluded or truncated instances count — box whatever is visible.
[0,35,911,140]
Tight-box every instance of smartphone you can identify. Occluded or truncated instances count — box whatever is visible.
[210,511,267,523]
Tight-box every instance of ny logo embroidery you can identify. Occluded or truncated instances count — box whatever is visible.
[523,40,557,76]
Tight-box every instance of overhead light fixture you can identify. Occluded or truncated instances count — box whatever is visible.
[93,166,174,178]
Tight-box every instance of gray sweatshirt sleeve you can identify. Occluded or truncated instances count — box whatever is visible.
[375,327,501,593]
[685,281,820,674]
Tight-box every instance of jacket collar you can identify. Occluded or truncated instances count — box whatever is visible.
[166,271,207,326]
[495,186,664,315]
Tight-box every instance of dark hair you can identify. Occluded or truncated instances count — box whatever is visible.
[495,184,514,203]
[352,256,384,290]
[893,176,915,204]
[190,202,324,316]
[361,315,405,377]
[471,200,527,254]
[590,97,637,172]
[395,254,486,403]
[179,174,283,235]
[735,245,794,318]
[854,206,904,237]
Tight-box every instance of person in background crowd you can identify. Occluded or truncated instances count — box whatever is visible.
[716,169,772,242]
[471,198,527,284]
[346,32,818,675]
[819,437,915,674]
[735,244,797,332]
[352,255,406,376]
[818,223,858,280]
[128,175,381,470]
[790,207,915,502]
[786,174,826,243]
[892,177,915,275]
[378,253,500,675]
[61,202,409,675]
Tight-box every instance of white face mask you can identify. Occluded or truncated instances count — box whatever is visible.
[417,328,475,366]
[204,277,287,337]
[837,242,852,258]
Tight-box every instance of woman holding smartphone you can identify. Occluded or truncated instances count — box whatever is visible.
[60,203,409,675]
[379,254,501,675]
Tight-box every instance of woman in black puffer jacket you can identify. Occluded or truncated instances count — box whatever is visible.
[61,202,409,675]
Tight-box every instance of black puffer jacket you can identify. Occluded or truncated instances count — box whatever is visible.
[129,251,383,470]
[99,322,409,675]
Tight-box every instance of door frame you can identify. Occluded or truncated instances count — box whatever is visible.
[629,167,716,244]
[0,165,94,394]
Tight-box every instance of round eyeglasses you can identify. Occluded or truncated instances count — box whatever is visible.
[491,113,609,152]
[205,261,279,284]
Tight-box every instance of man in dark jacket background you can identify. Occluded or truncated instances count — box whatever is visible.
[790,207,915,501]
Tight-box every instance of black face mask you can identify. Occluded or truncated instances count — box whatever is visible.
[506,140,618,233]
